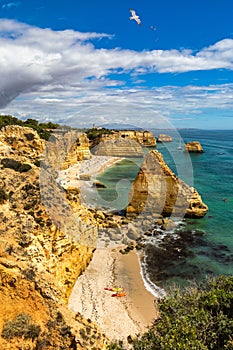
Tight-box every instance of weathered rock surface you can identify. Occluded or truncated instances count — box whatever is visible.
[118,130,156,147]
[126,150,208,218]
[44,130,91,170]
[157,133,172,142]
[0,125,45,163]
[0,125,109,349]
[91,130,156,148]
[185,141,204,153]
[92,137,144,157]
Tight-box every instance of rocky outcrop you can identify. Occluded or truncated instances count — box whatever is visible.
[126,150,208,218]
[118,130,156,147]
[0,261,108,350]
[157,133,172,142]
[91,130,156,148]
[185,141,204,153]
[44,130,91,170]
[91,137,144,157]
[0,125,109,349]
[0,125,45,164]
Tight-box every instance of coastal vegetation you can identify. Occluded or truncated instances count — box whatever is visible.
[109,275,233,349]
[85,126,114,140]
[0,115,61,140]
[1,313,41,340]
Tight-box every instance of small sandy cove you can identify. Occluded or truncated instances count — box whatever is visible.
[65,155,159,342]
[68,248,159,343]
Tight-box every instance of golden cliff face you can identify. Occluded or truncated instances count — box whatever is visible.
[118,130,156,147]
[92,137,144,157]
[0,125,108,349]
[44,130,91,170]
[0,125,45,162]
[91,129,156,148]
[185,141,204,153]
[157,133,173,142]
[126,150,208,219]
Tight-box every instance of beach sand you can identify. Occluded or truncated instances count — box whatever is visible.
[68,248,159,344]
[57,155,123,189]
[65,155,159,343]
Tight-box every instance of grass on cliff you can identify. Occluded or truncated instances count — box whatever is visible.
[108,275,233,350]
[1,313,41,340]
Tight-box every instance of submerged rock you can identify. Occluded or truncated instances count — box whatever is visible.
[126,150,208,219]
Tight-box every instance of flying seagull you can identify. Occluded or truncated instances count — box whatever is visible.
[129,8,141,25]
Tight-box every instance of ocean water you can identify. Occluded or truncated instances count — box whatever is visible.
[95,130,233,294]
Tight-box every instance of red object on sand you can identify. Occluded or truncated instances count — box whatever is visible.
[111,292,127,297]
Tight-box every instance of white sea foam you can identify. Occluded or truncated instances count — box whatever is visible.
[136,251,166,299]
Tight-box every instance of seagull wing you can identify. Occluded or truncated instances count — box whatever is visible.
[129,8,136,16]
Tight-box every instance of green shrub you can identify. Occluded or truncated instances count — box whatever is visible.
[109,275,233,350]
[0,115,61,140]
[86,127,113,141]
[107,341,124,350]
[1,313,41,340]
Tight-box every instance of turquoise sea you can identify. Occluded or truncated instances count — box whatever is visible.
[94,130,233,294]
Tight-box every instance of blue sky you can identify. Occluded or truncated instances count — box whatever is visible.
[0,0,233,129]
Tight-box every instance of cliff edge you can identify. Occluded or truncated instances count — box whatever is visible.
[0,125,108,349]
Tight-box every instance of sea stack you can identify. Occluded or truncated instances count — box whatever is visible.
[185,141,204,153]
[126,150,208,218]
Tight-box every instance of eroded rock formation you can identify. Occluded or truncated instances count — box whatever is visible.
[0,125,108,349]
[185,141,204,153]
[91,137,144,157]
[0,125,45,164]
[157,133,172,142]
[44,130,91,170]
[91,129,156,148]
[126,150,208,218]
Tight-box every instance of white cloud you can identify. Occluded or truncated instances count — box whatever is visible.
[2,2,20,9]
[0,19,233,127]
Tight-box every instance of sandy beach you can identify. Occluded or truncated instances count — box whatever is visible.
[68,248,159,344]
[64,155,159,343]
[57,155,124,189]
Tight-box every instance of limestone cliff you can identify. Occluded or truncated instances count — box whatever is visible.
[91,137,144,157]
[126,150,208,219]
[44,129,91,170]
[185,141,204,153]
[157,133,172,142]
[0,125,45,163]
[0,125,108,349]
[118,130,156,147]
[91,129,156,148]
